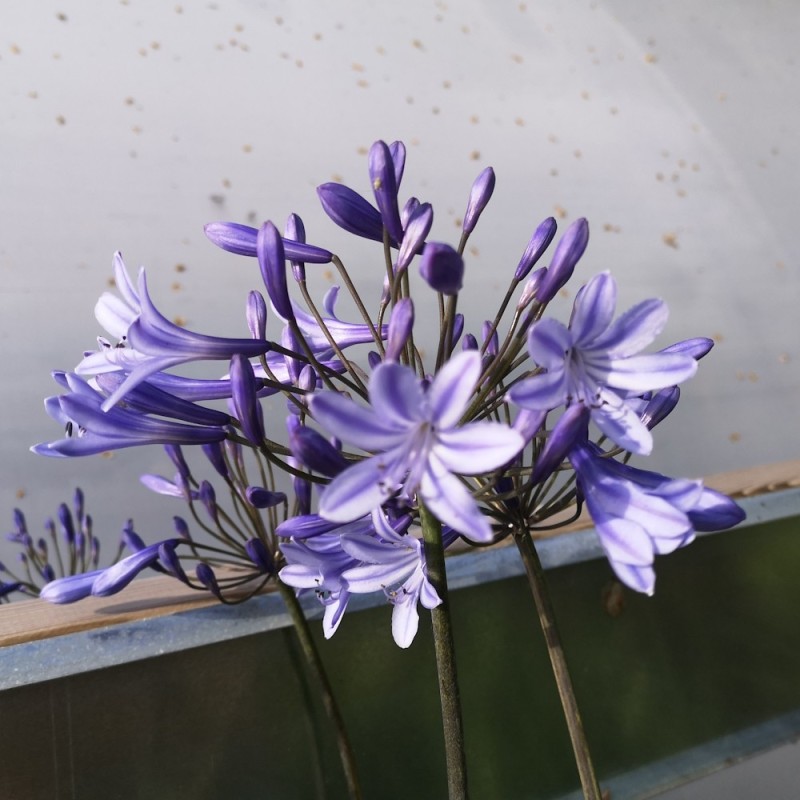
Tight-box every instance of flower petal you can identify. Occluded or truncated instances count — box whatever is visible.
[311,391,407,452]
[428,350,480,429]
[435,422,524,474]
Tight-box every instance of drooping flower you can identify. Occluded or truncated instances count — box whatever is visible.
[569,441,745,594]
[310,350,525,542]
[508,271,698,455]
[32,373,227,458]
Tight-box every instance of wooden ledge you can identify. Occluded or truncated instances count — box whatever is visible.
[1,459,799,650]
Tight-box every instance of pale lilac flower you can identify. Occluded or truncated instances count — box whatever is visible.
[340,511,452,648]
[570,441,745,595]
[509,271,698,455]
[310,350,525,542]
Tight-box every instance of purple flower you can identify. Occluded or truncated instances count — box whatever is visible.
[310,350,525,542]
[508,272,698,455]
[32,373,227,458]
[257,221,294,322]
[204,221,333,263]
[570,441,745,594]
[78,260,272,410]
[340,511,452,648]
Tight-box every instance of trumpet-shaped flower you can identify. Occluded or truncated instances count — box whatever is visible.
[570,441,745,595]
[509,272,698,455]
[310,350,525,542]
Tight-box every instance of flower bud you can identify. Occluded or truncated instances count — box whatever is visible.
[514,217,557,280]
[536,218,589,304]
[257,221,294,323]
[463,167,495,234]
[317,183,384,242]
[396,203,433,273]
[385,298,414,361]
[204,221,333,263]
[284,213,307,281]
[246,290,268,340]
[230,354,265,446]
[369,140,404,244]
[419,242,464,296]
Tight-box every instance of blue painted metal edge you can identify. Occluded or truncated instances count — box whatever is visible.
[555,707,800,800]
[1,488,798,691]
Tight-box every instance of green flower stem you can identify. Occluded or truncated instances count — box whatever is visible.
[419,501,469,800]
[513,528,602,800]
[276,580,363,800]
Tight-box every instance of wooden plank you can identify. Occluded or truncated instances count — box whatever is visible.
[1,459,798,649]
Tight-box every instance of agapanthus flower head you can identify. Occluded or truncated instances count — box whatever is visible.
[509,271,698,455]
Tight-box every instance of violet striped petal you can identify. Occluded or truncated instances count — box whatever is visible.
[434,422,524,475]
[310,392,408,452]
[428,349,480,429]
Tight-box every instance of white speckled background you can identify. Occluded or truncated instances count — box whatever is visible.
[1,0,797,557]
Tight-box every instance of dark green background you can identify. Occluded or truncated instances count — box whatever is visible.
[2,517,798,799]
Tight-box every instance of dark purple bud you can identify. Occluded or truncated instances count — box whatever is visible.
[73,487,85,526]
[400,196,420,228]
[245,486,287,508]
[245,537,275,574]
[288,417,348,477]
[164,444,191,483]
[688,490,746,532]
[481,320,499,357]
[195,562,222,599]
[385,298,414,361]
[247,290,268,340]
[419,242,464,296]
[284,213,307,281]
[58,504,75,545]
[204,221,333,263]
[389,140,406,188]
[0,581,24,599]
[494,476,519,511]
[640,386,681,429]
[122,520,147,553]
[517,267,547,310]
[158,540,189,583]
[93,541,176,597]
[514,217,558,280]
[202,442,229,479]
[452,313,464,346]
[173,516,192,540]
[41,571,103,604]
[368,350,382,369]
[369,140,404,244]
[530,405,590,484]
[536,218,589,304]
[257,221,294,322]
[396,202,433,273]
[199,481,219,524]
[230,354,265,446]
[317,183,385,242]
[462,333,479,351]
[12,509,27,536]
[76,531,86,562]
[37,537,48,556]
[462,167,495,234]
[41,564,56,583]
[91,536,100,567]
[660,337,715,361]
